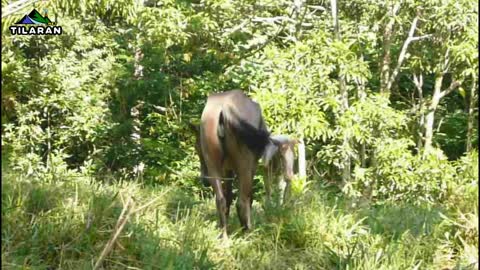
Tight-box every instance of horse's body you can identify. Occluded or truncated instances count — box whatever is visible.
[199,90,270,238]
[190,90,298,238]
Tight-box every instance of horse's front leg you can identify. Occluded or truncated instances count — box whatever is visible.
[278,176,289,206]
[264,165,273,208]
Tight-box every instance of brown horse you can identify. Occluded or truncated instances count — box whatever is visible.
[190,90,297,238]
[191,127,299,207]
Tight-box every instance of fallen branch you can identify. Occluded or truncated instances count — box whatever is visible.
[94,195,134,270]
[131,194,166,215]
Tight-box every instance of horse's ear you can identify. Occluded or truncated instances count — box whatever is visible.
[290,138,300,145]
[262,141,279,166]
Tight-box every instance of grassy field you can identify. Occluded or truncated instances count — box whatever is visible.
[2,173,478,270]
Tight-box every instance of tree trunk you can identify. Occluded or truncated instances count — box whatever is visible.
[298,139,306,178]
[417,105,425,149]
[466,80,477,152]
[423,73,461,153]
[423,110,436,153]
[293,0,306,38]
[423,74,443,152]
[46,108,53,178]
[380,3,400,95]
[358,55,367,167]
[360,143,366,167]
[131,101,145,180]
[330,0,350,183]
[134,46,144,80]
[340,80,351,182]
[330,0,340,40]
[413,74,424,149]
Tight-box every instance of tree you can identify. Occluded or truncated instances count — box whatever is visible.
[417,0,477,152]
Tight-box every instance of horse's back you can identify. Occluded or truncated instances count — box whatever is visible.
[209,90,263,127]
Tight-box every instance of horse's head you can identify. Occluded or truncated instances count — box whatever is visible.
[188,122,209,186]
[262,135,298,181]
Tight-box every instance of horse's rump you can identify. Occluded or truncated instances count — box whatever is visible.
[200,90,270,165]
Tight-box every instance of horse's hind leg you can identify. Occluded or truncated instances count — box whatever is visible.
[222,171,234,218]
[236,167,254,231]
[209,177,229,239]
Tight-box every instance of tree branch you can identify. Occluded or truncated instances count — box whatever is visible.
[393,89,414,107]
[306,5,326,11]
[410,34,432,41]
[222,7,296,72]
[413,73,423,94]
[386,15,421,91]
[2,0,40,18]
[439,80,461,99]
[223,19,250,36]
[442,48,451,74]
[252,16,297,24]
[378,2,401,25]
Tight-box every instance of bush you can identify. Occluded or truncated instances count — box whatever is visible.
[346,141,465,205]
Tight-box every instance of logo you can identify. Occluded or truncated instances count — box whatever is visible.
[9,8,62,35]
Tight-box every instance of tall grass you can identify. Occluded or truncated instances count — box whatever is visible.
[2,174,477,269]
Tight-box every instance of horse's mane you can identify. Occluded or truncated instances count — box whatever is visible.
[220,107,270,157]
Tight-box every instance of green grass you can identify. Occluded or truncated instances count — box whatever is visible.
[2,174,478,269]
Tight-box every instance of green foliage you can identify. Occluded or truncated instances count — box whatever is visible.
[447,150,479,213]
[346,145,478,208]
[2,17,116,178]
[348,140,442,204]
[3,0,477,185]
[435,109,476,160]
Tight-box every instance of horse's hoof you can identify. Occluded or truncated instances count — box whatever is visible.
[218,237,231,248]
[217,232,228,240]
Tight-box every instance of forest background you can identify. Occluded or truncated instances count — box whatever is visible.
[1,0,478,269]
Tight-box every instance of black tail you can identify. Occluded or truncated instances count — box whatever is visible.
[220,108,270,156]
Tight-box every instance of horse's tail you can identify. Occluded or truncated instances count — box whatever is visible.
[220,107,270,157]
